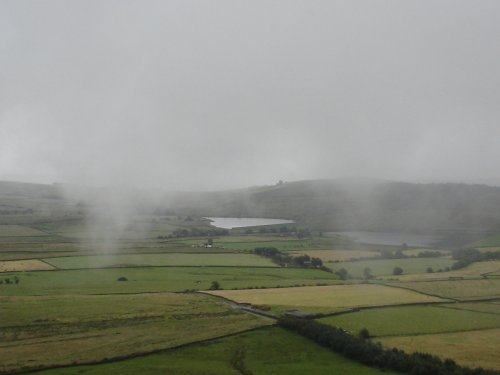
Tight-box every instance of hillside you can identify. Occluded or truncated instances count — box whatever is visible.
[2,179,500,233]
[166,179,500,232]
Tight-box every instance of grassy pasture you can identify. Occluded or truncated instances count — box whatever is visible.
[289,249,380,261]
[388,278,500,300]
[0,224,49,237]
[35,327,401,375]
[207,284,447,315]
[388,260,500,281]
[319,305,500,337]
[440,302,500,315]
[0,293,271,373]
[379,328,500,371]
[0,259,54,272]
[43,253,277,269]
[205,236,340,251]
[330,257,455,278]
[0,267,339,296]
[471,232,500,247]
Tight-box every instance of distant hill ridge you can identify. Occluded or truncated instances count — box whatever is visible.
[1,179,500,232]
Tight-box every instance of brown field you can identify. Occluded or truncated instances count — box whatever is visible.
[289,249,380,261]
[379,328,500,370]
[0,259,55,272]
[206,284,448,314]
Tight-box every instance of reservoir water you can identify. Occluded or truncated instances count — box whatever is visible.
[206,217,295,229]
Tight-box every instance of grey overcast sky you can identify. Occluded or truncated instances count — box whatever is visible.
[1,0,500,190]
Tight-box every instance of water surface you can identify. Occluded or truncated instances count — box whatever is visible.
[206,217,294,229]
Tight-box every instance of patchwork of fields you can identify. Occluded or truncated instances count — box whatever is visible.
[1,222,499,374]
[206,284,448,315]
[0,293,272,373]
[34,327,401,375]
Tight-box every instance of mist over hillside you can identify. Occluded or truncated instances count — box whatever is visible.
[2,179,500,233]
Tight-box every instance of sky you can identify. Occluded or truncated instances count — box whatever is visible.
[1,0,500,191]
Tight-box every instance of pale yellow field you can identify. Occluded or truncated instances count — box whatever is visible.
[388,278,500,300]
[0,259,55,272]
[379,328,500,370]
[477,247,500,253]
[289,250,380,261]
[206,284,447,312]
[386,260,500,281]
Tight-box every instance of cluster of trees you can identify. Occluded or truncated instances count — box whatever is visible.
[243,226,312,239]
[158,227,229,239]
[278,316,498,375]
[253,247,324,269]
[451,248,500,270]
[0,276,19,285]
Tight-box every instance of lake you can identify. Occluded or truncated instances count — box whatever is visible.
[328,231,443,247]
[206,217,295,229]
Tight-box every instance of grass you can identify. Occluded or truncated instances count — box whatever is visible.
[379,328,500,371]
[0,224,49,237]
[0,293,271,373]
[470,232,500,247]
[205,236,340,251]
[329,257,455,278]
[319,305,500,337]
[440,301,500,315]
[0,267,340,296]
[387,260,500,281]
[0,259,54,272]
[388,278,500,300]
[207,284,448,315]
[43,253,277,269]
[35,327,401,375]
[289,249,380,261]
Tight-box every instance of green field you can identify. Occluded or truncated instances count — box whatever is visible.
[0,224,50,237]
[0,293,271,373]
[319,305,500,337]
[329,257,455,278]
[0,266,340,296]
[35,327,401,375]
[207,284,448,315]
[388,278,500,300]
[390,260,500,281]
[440,301,500,315]
[215,239,334,251]
[43,253,277,269]
[471,232,500,247]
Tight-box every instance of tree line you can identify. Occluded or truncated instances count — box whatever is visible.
[253,247,326,270]
[278,316,499,375]
[451,248,500,270]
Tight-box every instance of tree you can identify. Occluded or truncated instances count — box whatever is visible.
[207,238,213,246]
[426,267,433,273]
[209,281,221,290]
[363,267,373,280]
[359,328,370,339]
[335,268,349,280]
[393,266,403,276]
